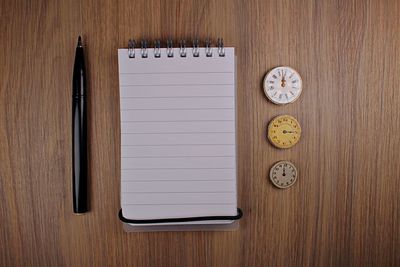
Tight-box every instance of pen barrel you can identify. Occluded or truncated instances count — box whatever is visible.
[72,42,88,214]
[72,95,88,213]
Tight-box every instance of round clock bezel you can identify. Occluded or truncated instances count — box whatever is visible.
[267,115,302,149]
[269,160,298,189]
[263,66,303,105]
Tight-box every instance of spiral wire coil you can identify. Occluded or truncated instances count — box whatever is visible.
[127,38,226,58]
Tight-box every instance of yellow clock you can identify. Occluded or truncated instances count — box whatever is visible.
[267,115,301,149]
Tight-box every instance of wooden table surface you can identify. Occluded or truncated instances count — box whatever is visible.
[1,0,399,266]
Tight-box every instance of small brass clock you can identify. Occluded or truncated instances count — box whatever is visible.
[263,66,302,105]
[267,115,301,149]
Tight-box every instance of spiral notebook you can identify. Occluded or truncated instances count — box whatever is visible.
[117,39,241,231]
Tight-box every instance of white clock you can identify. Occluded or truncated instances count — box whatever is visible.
[263,66,302,105]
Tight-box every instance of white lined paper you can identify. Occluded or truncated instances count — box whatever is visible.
[121,121,235,134]
[121,133,235,146]
[121,109,235,122]
[120,97,235,109]
[118,48,237,222]
[121,144,235,157]
[120,72,234,85]
[121,168,236,181]
[120,85,234,98]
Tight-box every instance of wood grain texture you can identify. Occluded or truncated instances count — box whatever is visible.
[1,0,399,266]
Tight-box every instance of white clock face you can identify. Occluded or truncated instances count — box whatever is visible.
[263,66,302,105]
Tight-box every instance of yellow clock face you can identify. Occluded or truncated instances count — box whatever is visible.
[267,115,301,149]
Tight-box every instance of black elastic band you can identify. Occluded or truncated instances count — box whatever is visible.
[118,208,243,224]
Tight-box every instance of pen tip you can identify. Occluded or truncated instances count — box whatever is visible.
[77,36,82,47]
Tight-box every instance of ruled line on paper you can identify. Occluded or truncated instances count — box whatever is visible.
[120,83,234,87]
[121,95,236,99]
[120,203,236,206]
[121,120,235,123]
[121,155,235,158]
[121,144,235,146]
[121,143,235,148]
[120,108,235,111]
[121,179,235,182]
[119,71,234,74]
[121,167,236,170]
[121,132,234,135]
[121,191,235,194]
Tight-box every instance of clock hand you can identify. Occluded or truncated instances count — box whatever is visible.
[283,130,294,134]
[281,77,286,87]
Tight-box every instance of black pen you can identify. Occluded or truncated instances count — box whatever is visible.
[72,36,88,214]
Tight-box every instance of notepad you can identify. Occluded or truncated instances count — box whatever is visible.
[118,46,238,227]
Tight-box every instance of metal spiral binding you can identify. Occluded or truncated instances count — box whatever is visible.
[154,40,161,58]
[205,39,212,57]
[166,39,174,57]
[192,39,200,57]
[127,38,226,58]
[128,39,135,58]
[141,40,148,58]
[179,40,187,57]
[217,38,225,57]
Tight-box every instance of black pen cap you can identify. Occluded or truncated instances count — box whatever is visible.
[73,36,87,97]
